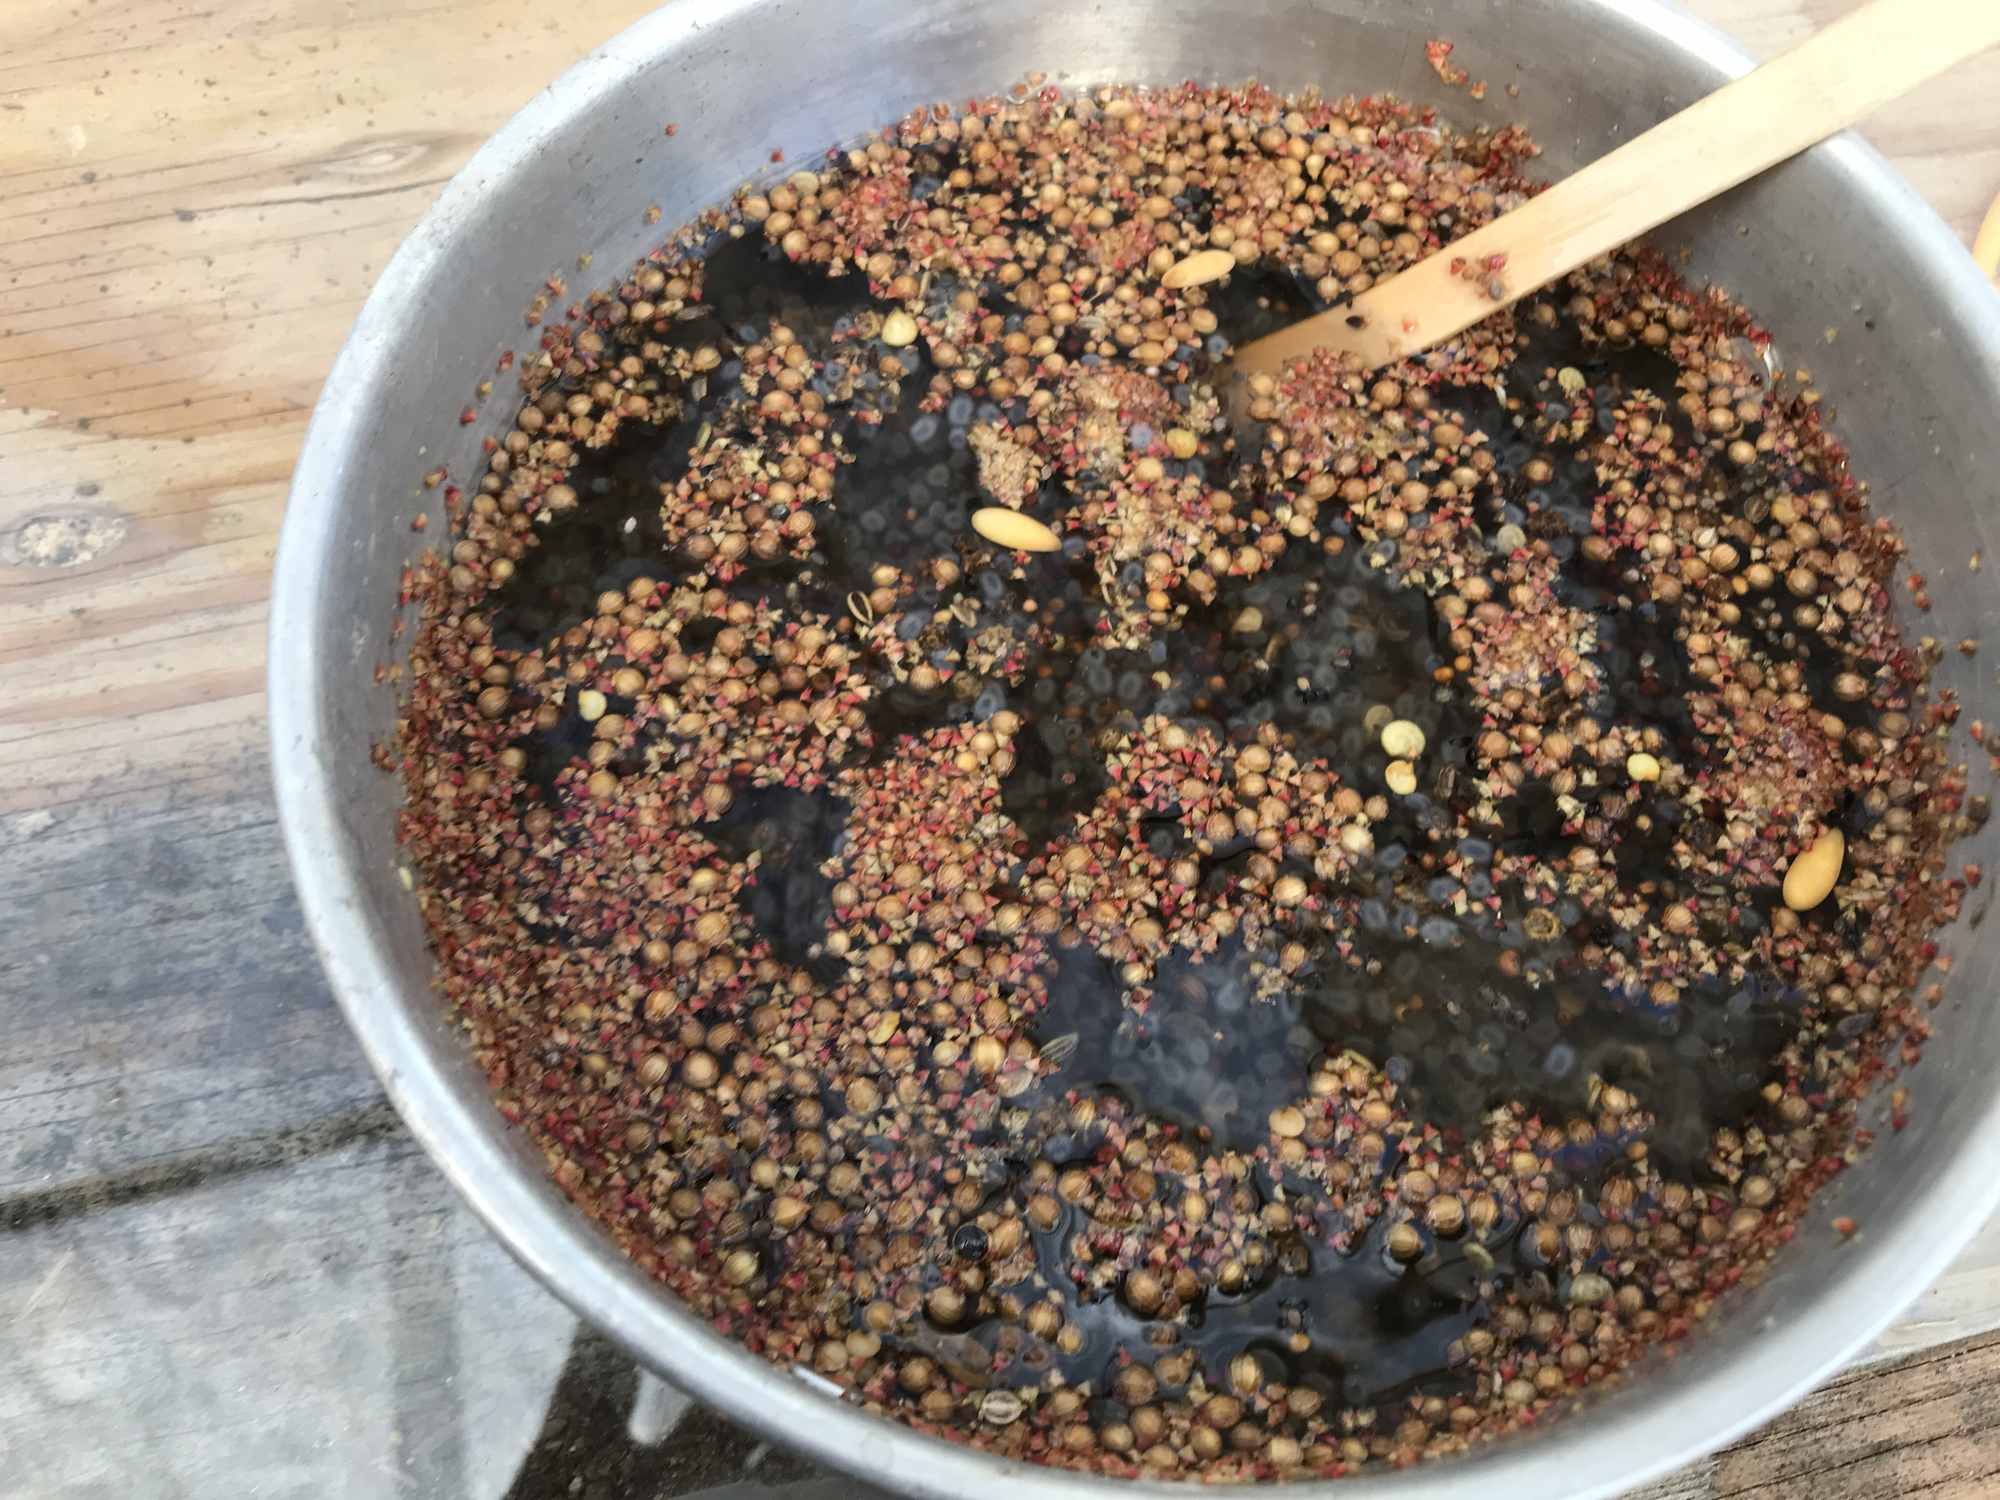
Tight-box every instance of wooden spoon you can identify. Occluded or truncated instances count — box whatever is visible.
[1976,189,2000,282]
[1233,0,2000,377]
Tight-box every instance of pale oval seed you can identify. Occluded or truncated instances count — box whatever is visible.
[1384,759,1418,796]
[577,689,608,722]
[881,309,919,347]
[1380,719,1426,759]
[971,506,1061,553]
[1161,248,1237,290]
[1626,752,1661,783]
[1782,826,1844,911]
[980,1389,1025,1425]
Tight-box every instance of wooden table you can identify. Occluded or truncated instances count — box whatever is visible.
[4,3,1998,1495]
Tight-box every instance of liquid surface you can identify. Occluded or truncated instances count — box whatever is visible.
[397,81,1963,1479]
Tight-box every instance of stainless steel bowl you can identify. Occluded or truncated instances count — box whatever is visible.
[270,1,2000,1494]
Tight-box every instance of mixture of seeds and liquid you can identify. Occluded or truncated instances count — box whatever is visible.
[392,80,1983,1479]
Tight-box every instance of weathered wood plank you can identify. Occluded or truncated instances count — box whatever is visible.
[1,1132,570,1497]
[5,1124,2000,1499]
[0,1128,857,1499]
[0,747,381,1198]
[1633,1331,2000,1499]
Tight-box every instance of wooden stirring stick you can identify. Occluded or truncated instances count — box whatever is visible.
[1976,190,2000,282]
[1233,0,2000,377]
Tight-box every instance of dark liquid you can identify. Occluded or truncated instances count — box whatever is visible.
[484,248,1870,1409]
[698,784,850,983]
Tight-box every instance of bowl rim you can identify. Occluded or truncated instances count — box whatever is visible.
[269,2,2000,1495]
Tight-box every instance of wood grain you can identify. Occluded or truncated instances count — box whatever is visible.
[1630,1331,2000,1499]
[0,0,668,823]
[0,747,386,1200]
[4,3,2000,1496]
[7,1113,2000,1498]
[7,1109,1999,1500]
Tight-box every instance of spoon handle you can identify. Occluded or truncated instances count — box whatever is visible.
[1976,189,2000,281]
[1235,0,2000,375]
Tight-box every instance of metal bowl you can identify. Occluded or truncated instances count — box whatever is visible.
[270,1,2000,1494]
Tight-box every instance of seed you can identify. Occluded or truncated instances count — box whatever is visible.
[1782,827,1844,911]
[1113,1365,1158,1407]
[842,1328,882,1365]
[1269,1106,1306,1138]
[863,1300,898,1334]
[1425,1195,1466,1236]
[1228,1352,1262,1393]
[1200,1393,1243,1429]
[979,1390,1024,1425]
[971,506,1061,552]
[394,80,1962,1462]
[1161,248,1236,289]
[1124,1267,1165,1314]
[1380,719,1426,758]
[682,1051,720,1089]
[845,1077,882,1114]
[1567,1272,1612,1306]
